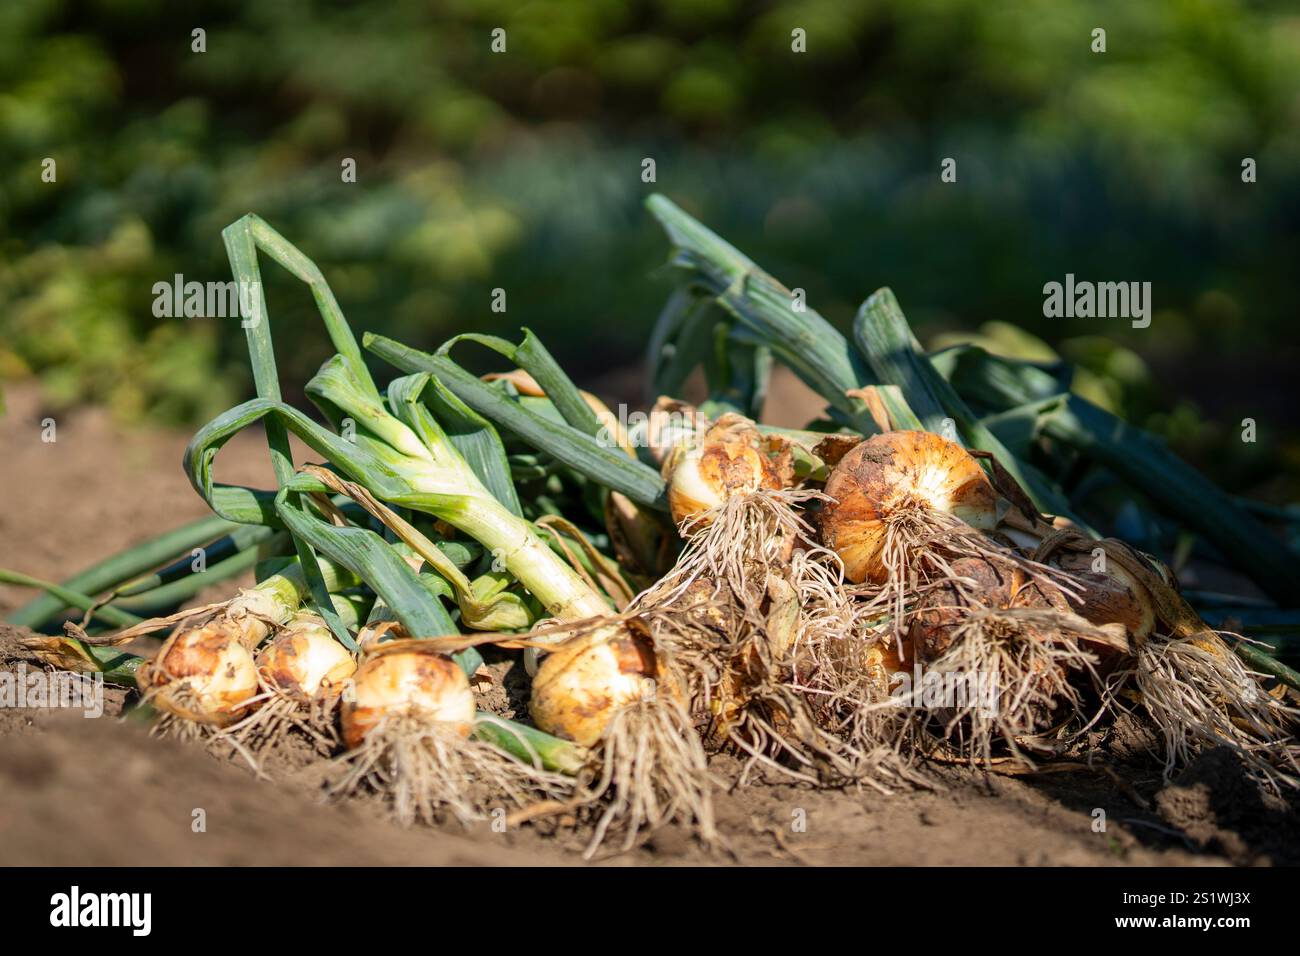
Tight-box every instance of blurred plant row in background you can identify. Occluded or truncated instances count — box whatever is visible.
[2,0,1298,498]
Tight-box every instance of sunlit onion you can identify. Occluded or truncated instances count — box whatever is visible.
[819,430,999,583]
[530,627,664,748]
[665,415,788,528]
[138,623,259,726]
[340,647,475,750]
[256,614,356,700]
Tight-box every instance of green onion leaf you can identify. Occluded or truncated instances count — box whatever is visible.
[365,332,668,510]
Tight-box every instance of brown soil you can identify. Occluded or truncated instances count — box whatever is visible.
[1,381,1293,866]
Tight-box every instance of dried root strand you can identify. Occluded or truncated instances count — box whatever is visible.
[1124,633,1300,791]
[143,682,263,772]
[865,500,1078,644]
[638,490,926,792]
[640,486,824,620]
[145,686,217,743]
[327,712,573,827]
[578,692,718,858]
[908,605,1103,768]
[220,681,344,759]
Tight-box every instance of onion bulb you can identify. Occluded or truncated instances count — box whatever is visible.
[664,414,790,528]
[530,627,663,747]
[1053,552,1155,644]
[341,647,475,750]
[992,510,1157,646]
[330,642,573,827]
[528,623,716,856]
[819,430,999,583]
[256,613,356,700]
[138,622,259,726]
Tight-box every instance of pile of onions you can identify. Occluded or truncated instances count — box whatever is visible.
[809,428,1300,785]
[135,581,305,731]
[809,431,1132,762]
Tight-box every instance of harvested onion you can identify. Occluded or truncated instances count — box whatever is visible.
[530,627,662,748]
[528,624,714,856]
[221,613,358,758]
[993,512,1157,645]
[663,414,790,528]
[646,408,888,786]
[257,613,356,700]
[332,642,569,826]
[137,621,259,727]
[341,646,475,749]
[819,430,999,584]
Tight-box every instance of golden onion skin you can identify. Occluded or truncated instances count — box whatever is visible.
[1054,552,1155,643]
[530,628,663,748]
[138,624,260,726]
[666,415,787,527]
[863,639,908,696]
[256,619,356,699]
[341,650,475,749]
[818,430,998,583]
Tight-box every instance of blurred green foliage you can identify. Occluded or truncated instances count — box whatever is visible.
[1,0,1298,494]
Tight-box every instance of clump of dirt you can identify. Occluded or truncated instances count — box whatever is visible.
[466,647,533,722]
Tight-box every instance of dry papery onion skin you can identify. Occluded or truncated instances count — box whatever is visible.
[134,582,305,728]
[528,623,716,857]
[819,430,999,584]
[215,616,358,759]
[665,414,791,528]
[330,644,573,827]
[530,626,668,748]
[256,615,356,700]
[137,621,260,726]
[907,557,1131,662]
[341,649,475,750]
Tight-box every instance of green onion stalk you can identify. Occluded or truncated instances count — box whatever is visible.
[5,514,255,631]
[187,356,613,634]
